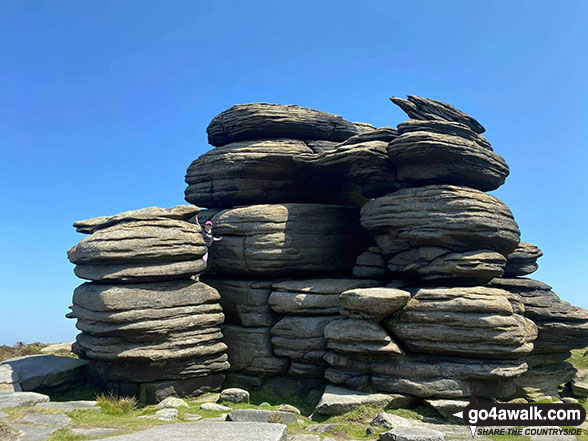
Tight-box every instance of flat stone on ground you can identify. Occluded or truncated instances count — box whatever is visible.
[36,400,98,411]
[227,409,297,424]
[315,385,415,415]
[96,421,287,441]
[21,412,71,427]
[0,392,50,409]
[70,427,122,437]
[9,423,59,441]
[379,426,444,441]
[200,402,231,411]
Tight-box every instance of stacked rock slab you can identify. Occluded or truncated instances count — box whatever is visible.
[67,206,229,402]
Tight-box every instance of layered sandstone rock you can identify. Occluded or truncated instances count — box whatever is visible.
[360,185,520,283]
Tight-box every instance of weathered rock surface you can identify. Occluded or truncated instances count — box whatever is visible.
[207,103,358,146]
[339,287,410,320]
[315,385,415,415]
[387,119,509,191]
[360,185,520,282]
[157,397,188,409]
[97,421,288,441]
[204,278,278,327]
[390,95,485,134]
[208,204,367,276]
[504,242,543,277]
[269,279,380,315]
[324,319,403,356]
[386,287,537,358]
[0,355,87,392]
[222,325,288,375]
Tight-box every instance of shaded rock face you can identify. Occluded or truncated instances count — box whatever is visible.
[206,103,359,147]
[67,206,228,401]
[503,242,543,277]
[352,246,389,279]
[360,185,520,283]
[184,139,362,208]
[207,204,367,277]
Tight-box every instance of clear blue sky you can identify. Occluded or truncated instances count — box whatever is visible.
[1,1,586,345]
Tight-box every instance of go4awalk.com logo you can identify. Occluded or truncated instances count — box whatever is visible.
[453,398,586,438]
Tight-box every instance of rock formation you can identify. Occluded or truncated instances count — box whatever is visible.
[67,94,588,410]
[180,96,588,407]
[67,206,229,402]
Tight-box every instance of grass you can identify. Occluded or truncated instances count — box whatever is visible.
[568,348,588,371]
[0,423,19,441]
[0,342,48,362]
[96,393,138,415]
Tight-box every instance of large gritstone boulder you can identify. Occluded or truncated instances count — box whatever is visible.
[360,185,520,283]
[207,204,367,277]
[503,242,543,277]
[206,103,359,146]
[387,120,509,191]
[68,207,228,402]
[385,287,537,358]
